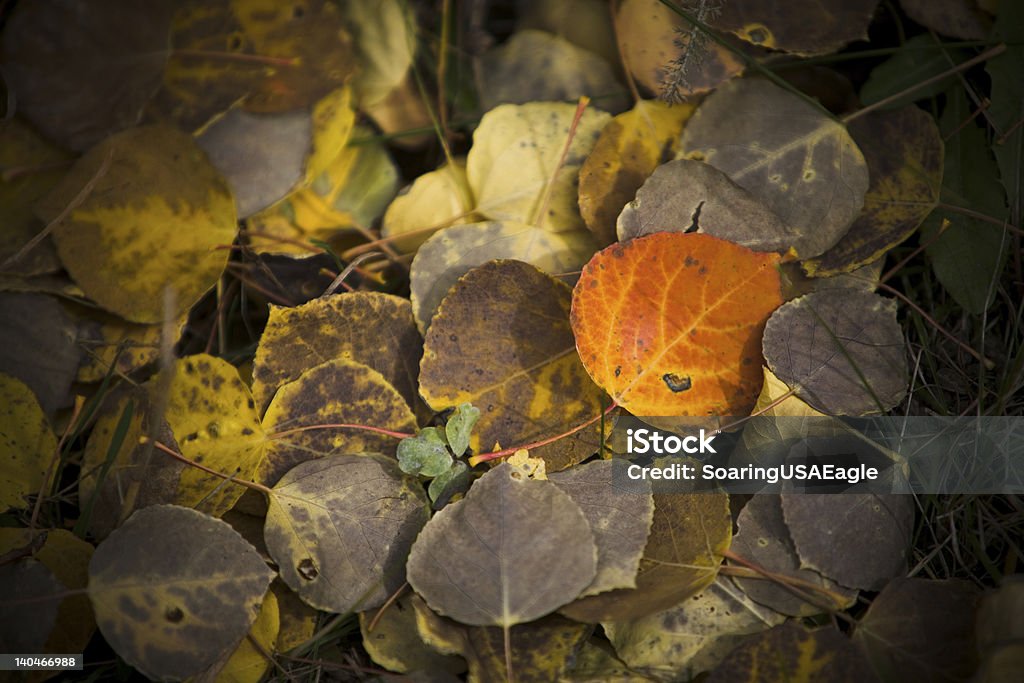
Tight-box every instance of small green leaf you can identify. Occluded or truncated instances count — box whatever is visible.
[397,427,452,477]
[428,460,470,505]
[445,403,481,457]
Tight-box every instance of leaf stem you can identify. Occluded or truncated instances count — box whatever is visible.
[146,437,273,496]
[722,548,855,620]
[530,96,590,227]
[267,423,414,441]
[469,402,618,467]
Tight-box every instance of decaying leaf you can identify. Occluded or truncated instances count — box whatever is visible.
[419,260,606,470]
[549,460,655,597]
[0,0,172,151]
[762,290,908,415]
[480,30,629,114]
[571,232,782,420]
[339,0,416,108]
[561,490,731,622]
[409,220,596,333]
[467,102,611,232]
[76,312,182,383]
[860,35,970,111]
[0,373,57,511]
[264,455,429,614]
[613,0,746,100]
[359,594,466,675]
[852,578,979,682]
[87,505,274,681]
[604,576,786,679]
[519,0,621,70]
[260,358,417,486]
[35,125,237,324]
[900,0,991,40]
[0,560,64,654]
[251,292,422,415]
[804,106,943,276]
[781,493,914,591]
[730,495,857,616]
[407,463,597,626]
[705,622,880,682]
[211,589,279,683]
[680,78,869,259]
[617,158,798,252]
[710,0,880,55]
[579,99,694,246]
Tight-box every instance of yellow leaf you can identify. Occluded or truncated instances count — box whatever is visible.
[382,161,477,253]
[579,99,694,245]
[273,582,318,653]
[76,312,186,384]
[339,0,416,107]
[35,125,236,323]
[359,595,466,675]
[467,102,611,232]
[0,373,56,511]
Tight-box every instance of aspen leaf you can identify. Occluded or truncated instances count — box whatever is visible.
[260,358,416,486]
[413,597,590,682]
[419,260,606,471]
[0,119,69,276]
[900,0,991,40]
[519,0,621,69]
[264,455,430,614]
[211,590,279,683]
[407,463,597,627]
[860,35,970,110]
[163,355,266,516]
[0,529,96,660]
[479,30,629,114]
[762,290,908,415]
[466,103,610,232]
[87,505,274,681]
[252,292,422,415]
[0,560,64,654]
[75,312,185,384]
[382,161,476,253]
[409,220,596,333]
[549,460,655,597]
[0,373,57,511]
[604,576,786,679]
[571,232,782,419]
[705,622,880,683]
[680,78,869,259]
[339,0,416,107]
[561,490,732,622]
[0,293,80,415]
[710,0,879,55]
[579,99,695,246]
[0,0,172,151]
[35,125,236,324]
[781,493,914,591]
[272,581,318,652]
[804,106,943,276]
[154,0,355,132]
[616,159,799,252]
[730,495,856,616]
[359,594,466,675]
[197,87,356,219]
[852,578,980,683]
[613,0,746,100]
[247,124,400,255]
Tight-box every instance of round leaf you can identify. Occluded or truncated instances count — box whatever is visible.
[359,594,466,675]
[781,493,914,591]
[87,505,274,681]
[397,428,453,478]
[382,161,477,253]
[762,290,908,415]
[0,373,57,511]
[617,158,799,252]
[571,232,782,419]
[261,358,416,486]
[419,260,607,471]
[709,0,879,55]
[0,0,172,151]
[407,462,597,627]
[680,78,869,259]
[0,560,64,653]
[409,220,596,333]
[264,455,430,614]
[35,125,237,324]
[252,292,422,415]
[466,102,610,232]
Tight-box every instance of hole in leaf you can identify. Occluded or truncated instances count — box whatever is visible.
[662,373,692,393]
[165,606,184,623]
[298,558,318,580]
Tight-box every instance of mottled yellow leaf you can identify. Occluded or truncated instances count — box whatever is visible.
[75,312,185,383]
[0,373,56,511]
[579,99,694,245]
[359,595,466,675]
[35,125,236,323]
[214,589,279,683]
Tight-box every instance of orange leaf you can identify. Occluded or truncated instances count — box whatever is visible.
[570,233,782,418]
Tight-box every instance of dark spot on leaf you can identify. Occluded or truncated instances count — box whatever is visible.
[614,365,621,377]
[663,373,692,392]
[207,422,220,437]
[747,27,768,44]
[247,398,255,410]
[241,427,253,435]
[183,431,198,442]
[298,558,318,580]
[165,606,184,623]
